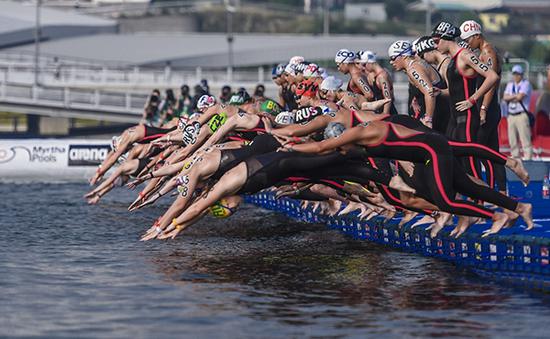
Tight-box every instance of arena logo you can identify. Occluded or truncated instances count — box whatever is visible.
[68,144,110,166]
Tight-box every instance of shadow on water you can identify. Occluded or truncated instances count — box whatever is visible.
[2,183,550,338]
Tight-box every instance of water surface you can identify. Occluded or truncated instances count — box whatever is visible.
[1,183,549,338]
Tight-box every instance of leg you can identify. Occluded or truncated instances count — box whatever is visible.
[516,113,533,160]
[508,114,520,158]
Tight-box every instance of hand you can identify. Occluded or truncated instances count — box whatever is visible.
[455,99,474,112]
[428,87,441,97]
[272,133,293,146]
[87,195,100,205]
[480,109,487,125]
[126,178,144,190]
[261,117,273,133]
[420,115,433,128]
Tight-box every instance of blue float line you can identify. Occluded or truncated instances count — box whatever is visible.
[245,192,550,290]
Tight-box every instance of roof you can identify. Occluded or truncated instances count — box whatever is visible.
[0,1,117,48]
[3,32,415,68]
[409,0,503,11]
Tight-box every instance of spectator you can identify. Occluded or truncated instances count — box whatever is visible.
[175,85,193,117]
[157,89,176,125]
[503,65,533,160]
[200,79,209,94]
[191,84,208,112]
[219,85,232,104]
[253,84,266,100]
[143,89,161,125]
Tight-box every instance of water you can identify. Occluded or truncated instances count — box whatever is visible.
[1,183,550,338]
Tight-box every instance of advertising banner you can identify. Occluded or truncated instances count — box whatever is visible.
[0,139,110,181]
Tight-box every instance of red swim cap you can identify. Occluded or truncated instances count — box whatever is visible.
[295,79,319,98]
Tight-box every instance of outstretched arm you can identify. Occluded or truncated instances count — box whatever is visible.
[288,125,366,153]
[271,115,330,137]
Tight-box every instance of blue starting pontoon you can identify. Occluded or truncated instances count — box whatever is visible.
[245,161,550,290]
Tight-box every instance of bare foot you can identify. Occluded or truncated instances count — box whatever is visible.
[338,202,363,216]
[502,209,519,228]
[507,158,530,186]
[515,202,534,230]
[326,200,342,216]
[411,214,434,229]
[389,175,416,194]
[399,210,418,228]
[482,212,509,237]
[382,209,396,222]
[452,216,478,238]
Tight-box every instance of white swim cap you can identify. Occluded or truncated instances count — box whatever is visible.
[320,76,343,91]
[357,50,376,64]
[289,56,305,65]
[324,122,346,140]
[197,94,216,110]
[335,49,357,64]
[388,40,413,59]
[303,63,320,78]
[460,20,482,40]
[284,63,296,76]
[275,111,295,126]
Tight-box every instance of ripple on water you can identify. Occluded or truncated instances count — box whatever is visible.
[1,183,550,338]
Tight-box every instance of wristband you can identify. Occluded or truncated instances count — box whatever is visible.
[172,218,183,230]
[480,105,487,111]
[468,97,476,105]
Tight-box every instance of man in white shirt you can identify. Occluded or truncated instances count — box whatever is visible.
[503,65,533,160]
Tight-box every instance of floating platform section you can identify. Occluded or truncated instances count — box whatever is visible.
[245,182,550,290]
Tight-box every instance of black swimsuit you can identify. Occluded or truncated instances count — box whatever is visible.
[447,48,481,178]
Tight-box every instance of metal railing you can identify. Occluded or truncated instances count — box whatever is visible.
[0,82,146,115]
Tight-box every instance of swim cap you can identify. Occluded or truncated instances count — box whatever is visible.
[111,135,121,151]
[197,94,216,110]
[260,99,282,116]
[272,63,286,79]
[209,199,235,219]
[460,20,482,40]
[413,36,437,57]
[289,55,305,65]
[324,122,346,140]
[303,63,320,78]
[335,49,357,64]
[431,21,460,41]
[388,40,413,59]
[274,111,295,126]
[295,79,319,98]
[320,76,343,91]
[294,106,323,124]
[293,62,309,74]
[357,50,376,64]
[284,63,296,76]
[229,90,252,105]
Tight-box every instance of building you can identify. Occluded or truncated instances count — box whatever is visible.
[344,3,387,22]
